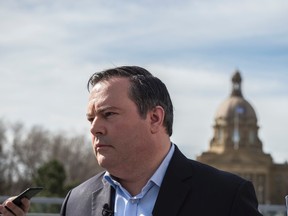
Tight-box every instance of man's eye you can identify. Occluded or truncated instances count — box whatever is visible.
[88,118,94,123]
[104,112,116,118]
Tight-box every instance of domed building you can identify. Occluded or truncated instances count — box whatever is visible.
[197,71,288,205]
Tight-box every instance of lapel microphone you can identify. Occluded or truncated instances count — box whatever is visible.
[102,203,114,216]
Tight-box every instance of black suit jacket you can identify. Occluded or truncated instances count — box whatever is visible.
[60,145,263,216]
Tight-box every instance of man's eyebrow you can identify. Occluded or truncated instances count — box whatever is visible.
[96,106,117,113]
[86,106,119,117]
[86,113,93,118]
[97,106,109,111]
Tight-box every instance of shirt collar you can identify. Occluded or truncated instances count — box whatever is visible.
[103,143,175,188]
[150,143,175,187]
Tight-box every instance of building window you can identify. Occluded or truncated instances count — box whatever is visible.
[233,128,240,149]
[249,130,255,144]
[217,128,222,141]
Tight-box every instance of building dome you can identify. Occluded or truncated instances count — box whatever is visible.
[207,70,263,153]
[196,70,287,206]
[215,95,257,122]
[215,71,257,123]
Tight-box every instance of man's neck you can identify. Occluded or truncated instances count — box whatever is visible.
[114,143,171,196]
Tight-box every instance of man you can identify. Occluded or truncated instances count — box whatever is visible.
[0,66,263,216]
[61,66,262,216]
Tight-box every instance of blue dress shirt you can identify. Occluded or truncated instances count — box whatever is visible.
[103,144,175,216]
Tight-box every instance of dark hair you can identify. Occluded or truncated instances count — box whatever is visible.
[87,66,174,136]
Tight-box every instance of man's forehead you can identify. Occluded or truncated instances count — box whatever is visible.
[91,77,130,90]
[88,77,131,106]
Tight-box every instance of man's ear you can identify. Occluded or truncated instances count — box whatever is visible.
[149,106,165,134]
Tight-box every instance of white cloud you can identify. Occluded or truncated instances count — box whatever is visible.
[0,0,287,164]
[2,0,288,50]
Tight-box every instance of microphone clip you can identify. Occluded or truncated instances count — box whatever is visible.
[102,203,114,216]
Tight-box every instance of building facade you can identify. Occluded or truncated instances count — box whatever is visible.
[197,71,288,205]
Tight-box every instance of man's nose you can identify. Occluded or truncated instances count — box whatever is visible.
[90,117,106,136]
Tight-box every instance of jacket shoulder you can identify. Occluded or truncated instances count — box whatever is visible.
[71,171,105,194]
[60,171,106,216]
[171,146,246,186]
[159,146,261,215]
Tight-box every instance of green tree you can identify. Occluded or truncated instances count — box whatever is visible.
[33,160,66,197]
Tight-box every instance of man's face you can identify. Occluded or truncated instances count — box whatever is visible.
[86,77,153,176]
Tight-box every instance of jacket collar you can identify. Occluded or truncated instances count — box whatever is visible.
[92,180,114,216]
[152,145,194,216]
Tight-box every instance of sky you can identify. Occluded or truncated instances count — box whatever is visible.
[0,0,287,163]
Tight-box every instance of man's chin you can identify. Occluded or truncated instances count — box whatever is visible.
[96,154,110,169]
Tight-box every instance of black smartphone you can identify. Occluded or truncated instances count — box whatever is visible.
[12,187,44,207]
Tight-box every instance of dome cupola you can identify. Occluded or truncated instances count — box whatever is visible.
[210,70,263,153]
[215,70,257,123]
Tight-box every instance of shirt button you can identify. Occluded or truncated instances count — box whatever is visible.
[130,198,138,204]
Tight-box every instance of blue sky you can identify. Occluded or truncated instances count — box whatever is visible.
[0,0,287,163]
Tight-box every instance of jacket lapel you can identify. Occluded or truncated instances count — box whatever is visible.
[92,182,113,216]
[152,146,194,216]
